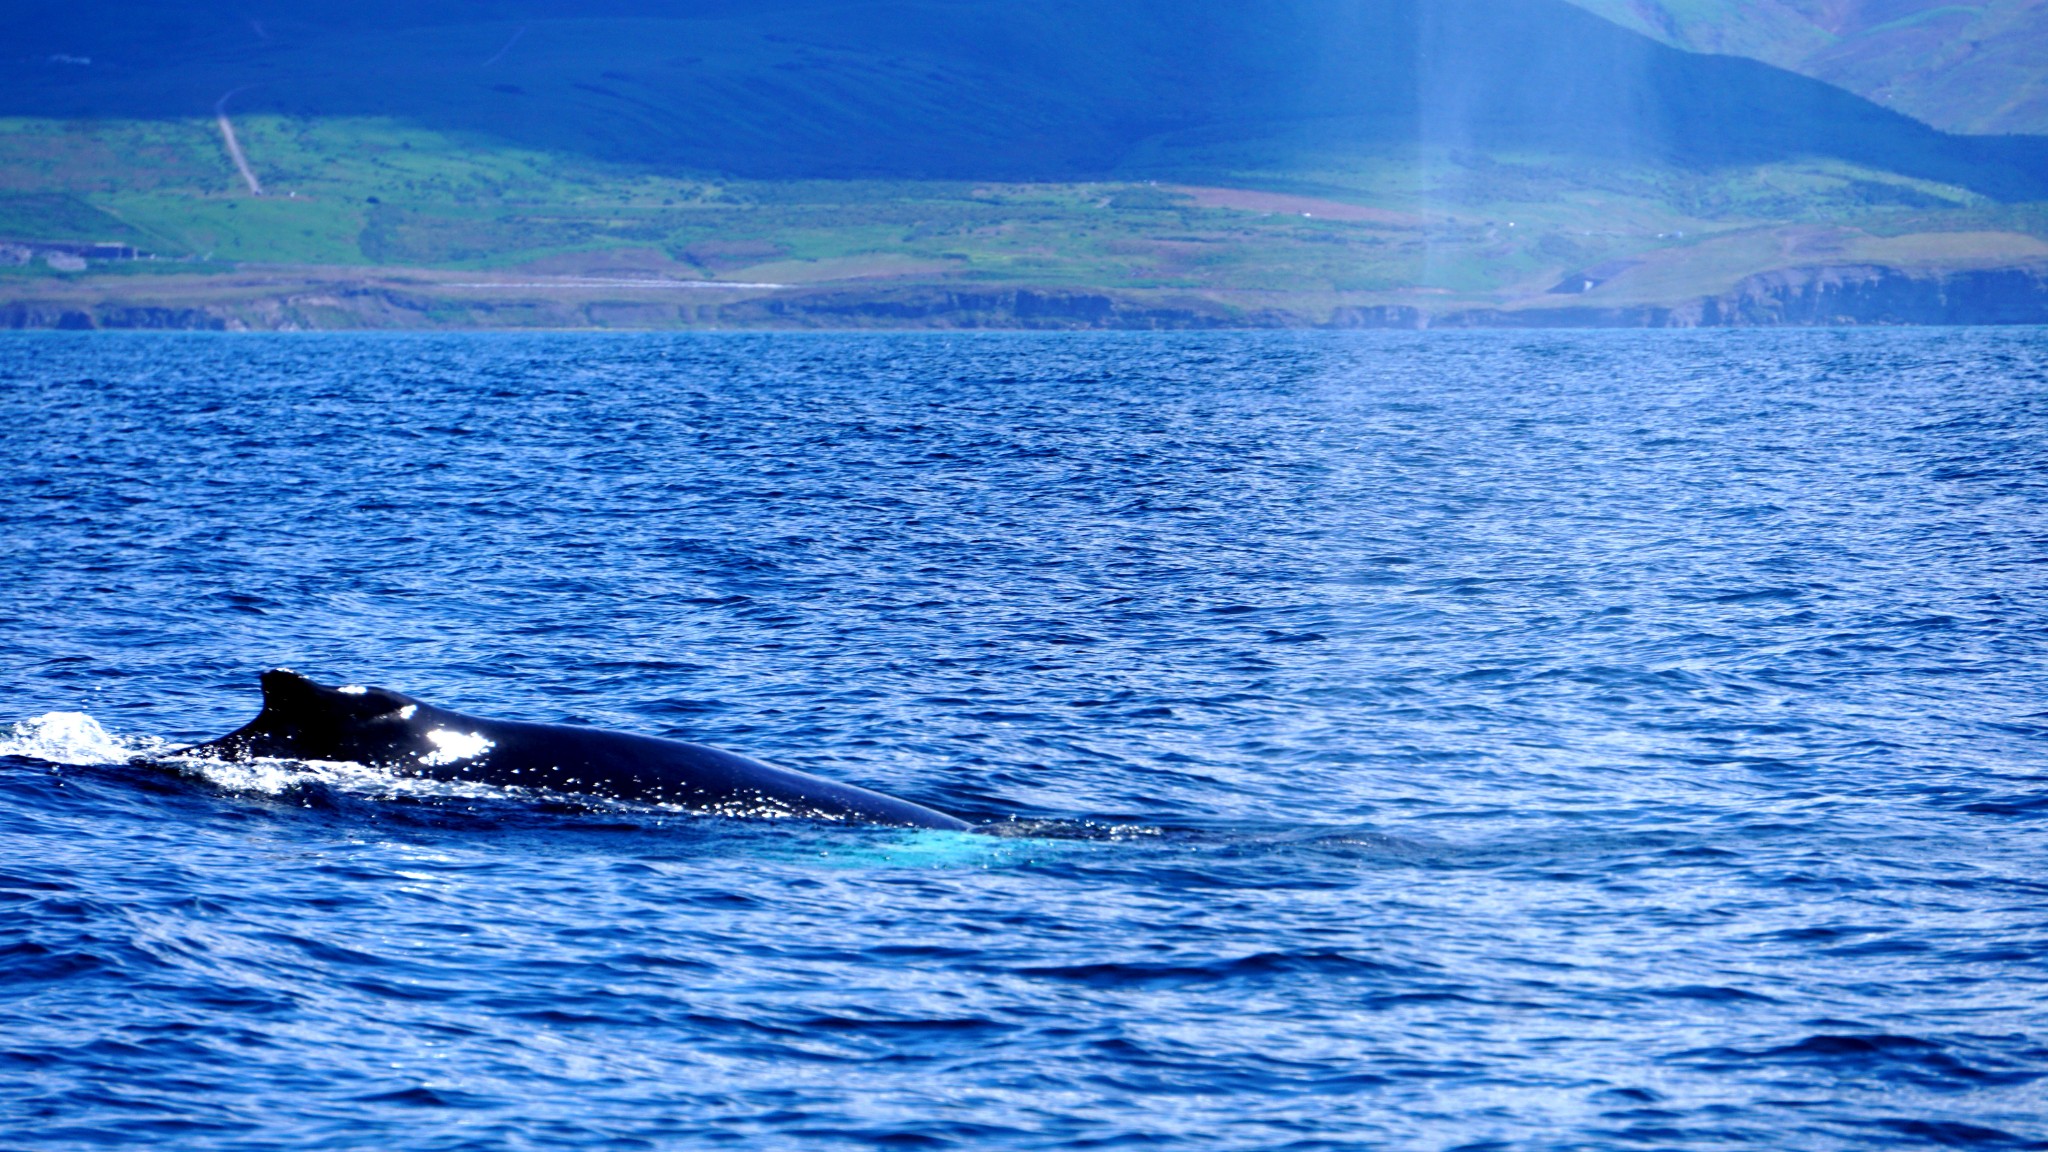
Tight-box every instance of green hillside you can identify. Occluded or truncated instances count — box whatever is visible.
[1557,0,2048,135]
[4,112,2042,328]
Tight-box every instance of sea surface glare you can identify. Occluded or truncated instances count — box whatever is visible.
[2,330,2046,1150]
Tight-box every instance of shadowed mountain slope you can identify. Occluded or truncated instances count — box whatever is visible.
[1557,0,2048,136]
[6,0,2047,198]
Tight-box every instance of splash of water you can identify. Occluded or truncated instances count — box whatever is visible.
[0,712,166,765]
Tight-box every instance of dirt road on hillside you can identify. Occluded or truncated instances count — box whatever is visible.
[214,90,264,196]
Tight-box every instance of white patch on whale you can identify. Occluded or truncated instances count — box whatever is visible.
[420,728,493,767]
[338,685,368,695]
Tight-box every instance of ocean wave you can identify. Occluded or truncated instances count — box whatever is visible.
[7,329,2048,1150]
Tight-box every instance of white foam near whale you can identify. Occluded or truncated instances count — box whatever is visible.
[171,750,484,801]
[1,712,164,766]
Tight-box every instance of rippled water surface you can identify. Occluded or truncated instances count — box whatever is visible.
[4,329,2047,1150]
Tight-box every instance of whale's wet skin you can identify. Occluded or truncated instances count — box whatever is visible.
[5,330,2048,1150]
[179,669,972,828]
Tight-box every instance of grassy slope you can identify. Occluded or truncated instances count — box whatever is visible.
[2,114,2044,323]
[1556,0,2048,135]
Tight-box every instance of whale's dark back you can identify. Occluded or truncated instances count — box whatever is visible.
[181,670,972,831]
[428,713,971,827]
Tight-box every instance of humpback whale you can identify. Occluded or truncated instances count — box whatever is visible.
[180,670,973,831]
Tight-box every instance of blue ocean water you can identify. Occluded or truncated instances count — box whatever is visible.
[2,328,2046,1150]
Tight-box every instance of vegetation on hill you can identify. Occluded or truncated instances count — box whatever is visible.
[3,114,2040,323]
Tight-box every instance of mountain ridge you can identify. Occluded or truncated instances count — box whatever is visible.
[1557,0,2048,135]
[5,0,2045,199]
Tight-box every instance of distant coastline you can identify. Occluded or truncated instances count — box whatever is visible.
[5,260,2045,331]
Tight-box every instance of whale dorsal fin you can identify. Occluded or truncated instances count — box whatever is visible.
[177,670,421,762]
[258,669,416,722]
